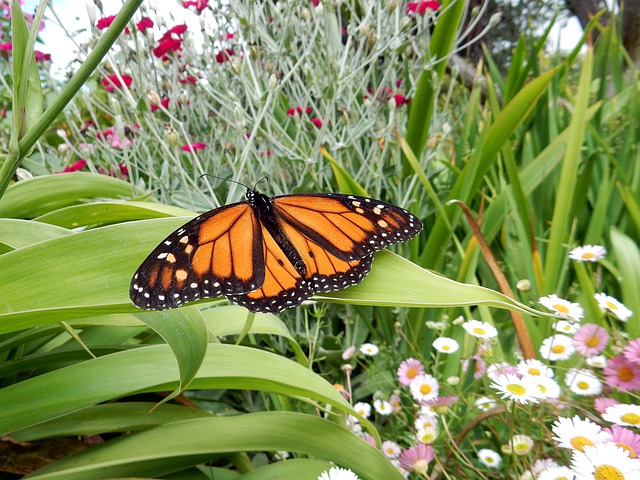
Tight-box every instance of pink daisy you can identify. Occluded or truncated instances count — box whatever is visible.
[398,444,434,474]
[573,323,609,356]
[624,338,640,364]
[603,355,640,392]
[397,358,424,386]
[594,397,620,414]
[605,425,640,459]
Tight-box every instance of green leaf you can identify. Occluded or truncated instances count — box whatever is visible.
[0,218,70,249]
[25,412,403,480]
[321,147,369,196]
[0,344,354,435]
[610,227,640,336]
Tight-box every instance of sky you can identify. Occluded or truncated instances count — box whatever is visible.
[23,0,587,78]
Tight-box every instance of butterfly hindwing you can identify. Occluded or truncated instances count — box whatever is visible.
[130,202,264,310]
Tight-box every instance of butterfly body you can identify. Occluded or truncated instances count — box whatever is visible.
[131,188,422,313]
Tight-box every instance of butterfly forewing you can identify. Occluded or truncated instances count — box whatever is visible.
[130,203,264,310]
[272,193,422,261]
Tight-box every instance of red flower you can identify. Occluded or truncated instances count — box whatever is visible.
[182,142,207,151]
[179,75,198,84]
[0,42,12,51]
[166,24,188,36]
[183,0,209,13]
[287,106,312,116]
[392,93,411,106]
[97,15,130,34]
[309,117,323,128]
[150,97,170,112]
[406,1,440,15]
[34,50,51,62]
[136,16,154,32]
[102,74,132,91]
[215,48,234,63]
[153,37,182,58]
[57,159,87,173]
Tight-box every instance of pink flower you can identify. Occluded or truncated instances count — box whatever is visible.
[421,395,458,413]
[136,16,154,32]
[397,358,424,386]
[57,159,87,173]
[605,425,640,459]
[398,444,434,474]
[96,15,116,30]
[102,74,132,91]
[573,323,609,356]
[406,1,440,15]
[97,125,138,149]
[182,142,207,152]
[183,0,209,13]
[0,42,12,51]
[34,50,51,62]
[361,433,377,447]
[603,355,640,392]
[624,338,640,364]
[463,355,486,379]
[594,397,620,414]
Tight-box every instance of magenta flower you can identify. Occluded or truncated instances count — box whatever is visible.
[0,42,12,51]
[624,338,640,364]
[34,50,51,62]
[397,358,424,386]
[57,159,87,173]
[182,142,207,152]
[287,106,312,116]
[310,117,324,128]
[215,48,234,63]
[392,93,411,106]
[153,25,188,59]
[398,444,434,474]
[183,0,209,13]
[573,323,609,356]
[406,1,440,15]
[102,74,132,91]
[605,425,640,459]
[97,125,138,149]
[96,15,116,30]
[604,355,640,392]
[136,16,154,32]
[150,97,170,112]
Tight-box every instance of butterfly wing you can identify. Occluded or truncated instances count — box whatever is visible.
[228,193,421,313]
[130,202,264,310]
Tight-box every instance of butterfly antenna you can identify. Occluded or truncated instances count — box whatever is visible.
[199,174,252,190]
[254,176,269,190]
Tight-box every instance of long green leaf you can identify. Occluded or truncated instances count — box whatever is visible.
[25,412,403,480]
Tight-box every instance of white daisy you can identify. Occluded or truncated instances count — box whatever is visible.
[416,426,438,444]
[490,373,540,404]
[534,375,561,399]
[568,244,607,262]
[552,415,612,452]
[414,413,438,430]
[602,404,640,428]
[462,319,498,339]
[508,434,534,456]
[318,467,361,480]
[474,396,497,411]
[432,337,459,353]
[373,399,393,416]
[565,368,603,396]
[381,440,401,459]
[554,319,581,334]
[477,448,502,468]
[585,355,607,368]
[540,334,575,361]
[517,359,554,378]
[353,402,371,419]
[570,443,640,479]
[409,374,439,403]
[531,458,561,477]
[537,466,576,480]
[594,293,633,321]
[540,295,584,321]
[359,343,379,356]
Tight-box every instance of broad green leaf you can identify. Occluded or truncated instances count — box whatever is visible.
[321,147,368,196]
[25,412,403,480]
[201,305,294,339]
[239,459,334,479]
[0,218,71,249]
[610,227,640,336]
[0,173,145,218]
[0,344,353,435]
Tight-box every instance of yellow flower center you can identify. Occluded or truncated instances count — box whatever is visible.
[442,345,450,351]
[621,412,640,425]
[616,442,636,458]
[420,384,432,395]
[570,436,594,452]
[593,464,623,480]
[618,367,634,382]
[484,456,496,464]
[406,367,418,379]
[577,381,590,390]
[605,301,619,311]
[473,327,486,335]
[529,368,541,375]
[514,443,529,453]
[551,345,566,354]
[586,335,601,348]
[553,303,570,314]
[506,384,526,396]
[538,384,547,394]
[581,252,595,259]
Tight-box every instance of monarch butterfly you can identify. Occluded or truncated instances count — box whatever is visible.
[130,185,422,313]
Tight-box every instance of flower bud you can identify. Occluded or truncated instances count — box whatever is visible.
[164,123,179,146]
